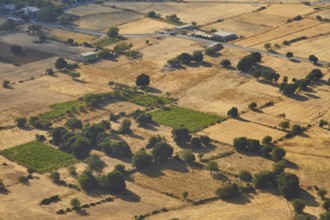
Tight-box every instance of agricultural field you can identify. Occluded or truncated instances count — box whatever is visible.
[118,18,175,34]
[1,1,330,220]
[65,3,122,17]
[0,42,53,65]
[235,19,319,47]
[203,20,271,38]
[132,159,224,201]
[76,11,144,32]
[150,192,293,220]
[198,118,286,144]
[40,100,86,120]
[105,2,260,25]
[151,106,224,132]
[44,28,98,44]
[0,141,76,172]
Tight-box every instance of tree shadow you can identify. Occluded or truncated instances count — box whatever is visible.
[139,123,158,131]
[76,209,89,216]
[299,188,319,207]
[284,159,299,170]
[304,93,320,99]
[139,159,189,178]
[207,52,221,58]
[116,189,141,203]
[124,131,144,140]
[289,93,309,102]
[73,78,87,84]
[289,59,301,63]
[251,108,264,113]
[225,193,252,205]
[224,65,236,70]
[146,86,161,94]
[0,188,10,195]
[212,172,230,181]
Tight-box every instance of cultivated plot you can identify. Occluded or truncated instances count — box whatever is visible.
[198,119,286,144]
[0,141,76,172]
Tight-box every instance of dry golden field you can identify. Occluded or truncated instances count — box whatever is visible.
[44,28,97,43]
[1,2,330,220]
[118,18,175,34]
[198,119,286,144]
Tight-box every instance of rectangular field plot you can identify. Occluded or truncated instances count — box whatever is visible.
[151,106,224,132]
[0,42,53,65]
[198,119,286,144]
[65,3,122,17]
[76,11,143,31]
[0,141,77,172]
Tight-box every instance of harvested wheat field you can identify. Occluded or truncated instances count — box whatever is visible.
[1,1,330,220]
[235,19,319,47]
[198,119,286,144]
[76,11,144,31]
[150,192,293,220]
[262,85,330,125]
[44,28,97,43]
[203,20,271,38]
[132,160,223,201]
[105,2,260,25]
[66,3,122,17]
[277,34,330,61]
[118,18,175,34]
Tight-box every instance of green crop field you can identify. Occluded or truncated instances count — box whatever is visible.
[126,93,174,107]
[94,37,121,48]
[0,141,77,172]
[151,106,224,132]
[40,100,85,120]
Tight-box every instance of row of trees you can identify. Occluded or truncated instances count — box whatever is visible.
[237,52,262,71]
[233,136,286,161]
[77,168,126,193]
[278,69,323,96]
[167,50,204,67]
[51,119,132,159]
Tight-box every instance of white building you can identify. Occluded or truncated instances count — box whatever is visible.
[213,30,237,42]
[22,7,40,16]
[75,52,97,62]
[193,31,213,39]
[176,24,195,30]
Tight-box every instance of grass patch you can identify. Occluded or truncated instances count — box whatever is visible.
[94,37,122,48]
[151,106,224,132]
[126,93,174,107]
[0,141,77,172]
[40,100,85,120]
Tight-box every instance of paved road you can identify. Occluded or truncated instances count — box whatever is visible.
[30,21,328,65]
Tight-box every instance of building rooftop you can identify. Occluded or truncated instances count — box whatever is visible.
[176,24,194,29]
[213,30,236,37]
[80,52,96,57]
[23,7,40,12]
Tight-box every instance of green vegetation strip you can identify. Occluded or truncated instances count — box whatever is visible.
[0,141,77,172]
[151,106,224,132]
[126,93,174,107]
[40,100,85,120]
[94,37,121,48]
